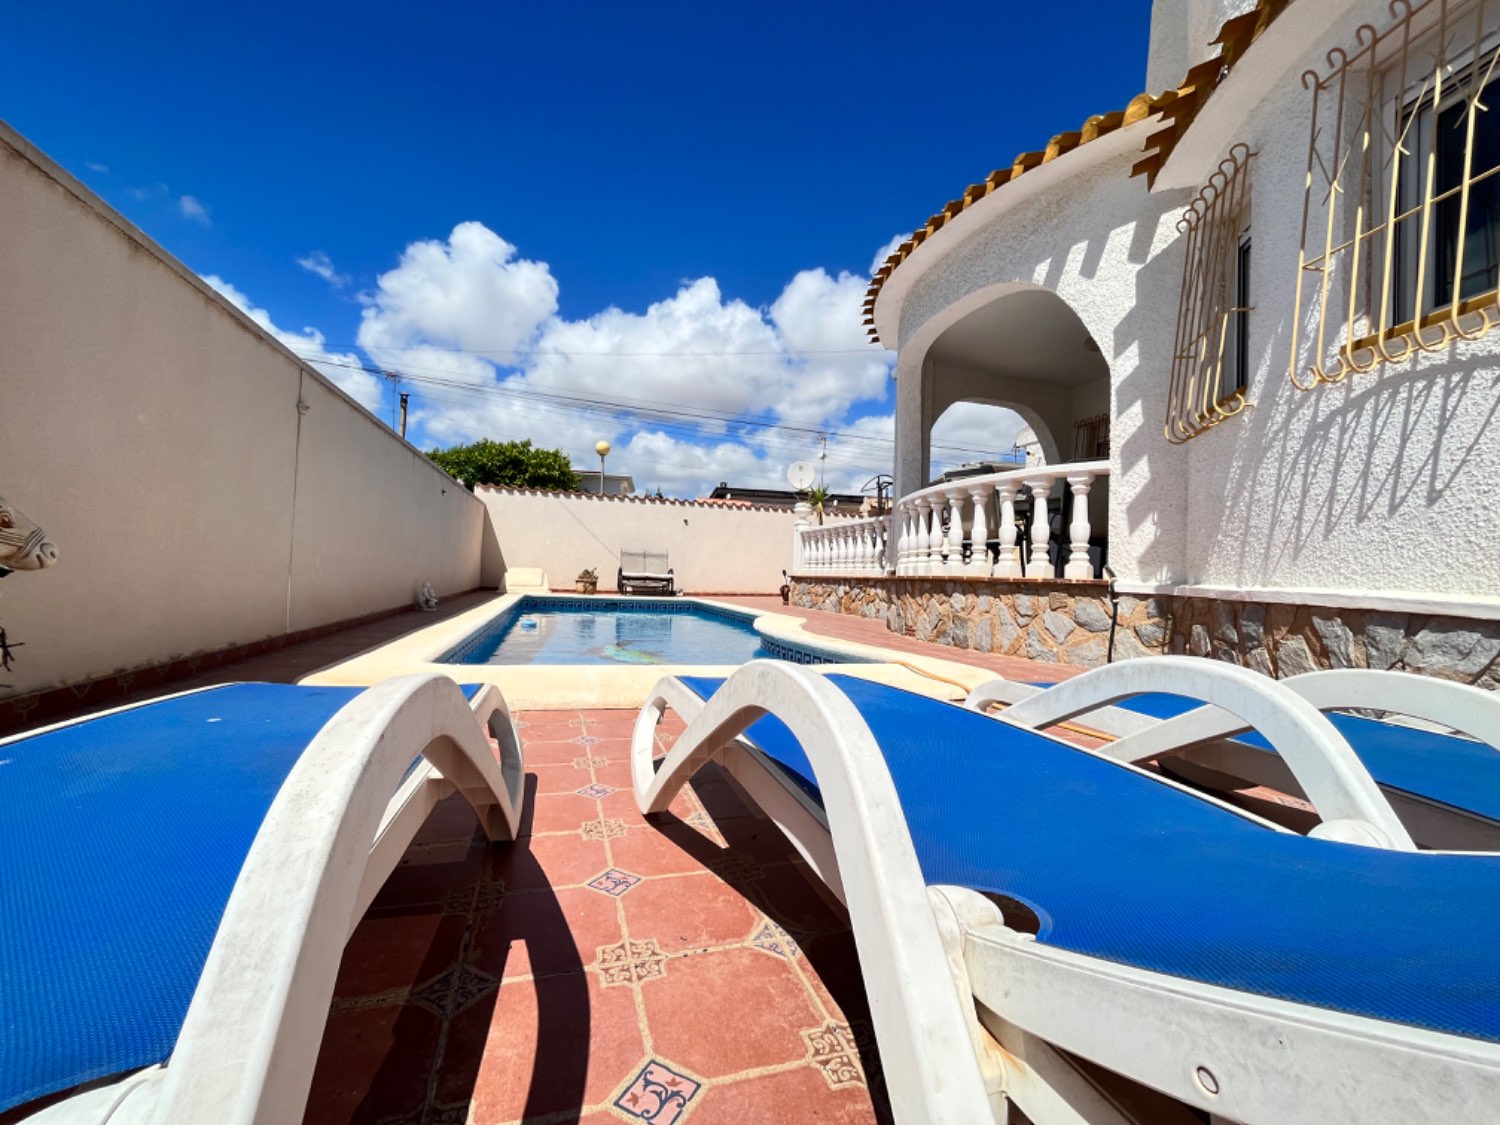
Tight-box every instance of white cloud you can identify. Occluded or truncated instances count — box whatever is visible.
[202,275,384,413]
[85,161,109,174]
[870,232,907,274]
[358,221,559,365]
[178,194,211,226]
[296,250,350,288]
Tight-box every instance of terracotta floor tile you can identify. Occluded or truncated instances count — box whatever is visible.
[527,790,612,834]
[365,839,485,913]
[487,830,610,893]
[442,970,646,1121]
[590,757,640,789]
[333,910,467,1000]
[640,946,822,1077]
[748,862,846,936]
[691,1063,886,1124]
[799,931,872,1025]
[609,826,716,879]
[622,871,760,953]
[470,884,622,980]
[712,814,801,864]
[530,761,592,795]
[412,792,482,844]
[302,1002,443,1124]
[522,738,597,766]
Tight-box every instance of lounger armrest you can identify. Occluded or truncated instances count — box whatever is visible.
[997,657,1414,850]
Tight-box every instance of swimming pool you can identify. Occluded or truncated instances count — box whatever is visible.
[441,597,862,667]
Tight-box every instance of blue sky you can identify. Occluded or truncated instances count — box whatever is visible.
[4,1,1150,495]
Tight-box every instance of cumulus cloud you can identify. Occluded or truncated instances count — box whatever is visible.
[178,194,211,226]
[203,275,384,413]
[870,232,908,274]
[358,222,559,367]
[296,250,350,288]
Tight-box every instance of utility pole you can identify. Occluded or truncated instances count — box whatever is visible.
[384,370,401,430]
[398,392,410,439]
[818,433,827,489]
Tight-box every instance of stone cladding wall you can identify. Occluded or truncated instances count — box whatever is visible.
[789,577,1500,687]
[790,578,1167,668]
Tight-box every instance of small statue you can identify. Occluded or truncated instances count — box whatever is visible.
[416,581,439,611]
[0,492,59,575]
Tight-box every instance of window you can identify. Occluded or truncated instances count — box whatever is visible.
[1165,144,1253,443]
[1291,0,1500,388]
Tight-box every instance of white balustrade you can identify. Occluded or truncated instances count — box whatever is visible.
[794,513,894,578]
[890,460,1108,583]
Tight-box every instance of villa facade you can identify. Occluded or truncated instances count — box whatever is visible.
[795,0,1500,686]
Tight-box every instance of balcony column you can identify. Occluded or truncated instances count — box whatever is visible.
[901,506,918,575]
[834,525,847,574]
[1024,474,1056,579]
[994,482,1021,577]
[1064,473,1096,579]
[851,525,867,575]
[915,498,935,576]
[966,481,994,576]
[926,496,946,576]
[943,488,967,576]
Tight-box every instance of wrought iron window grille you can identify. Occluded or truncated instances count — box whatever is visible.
[1290,0,1500,389]
[1166,144,1255,444]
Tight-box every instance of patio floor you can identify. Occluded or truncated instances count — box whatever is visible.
[304,706,891,1124]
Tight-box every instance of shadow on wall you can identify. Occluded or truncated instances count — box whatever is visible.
[1225,351,1500,588]
[1110,188,1195,584]
[481,504,506,590]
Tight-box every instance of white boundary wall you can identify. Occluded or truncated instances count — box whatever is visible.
[0,120,484,699]
[477,486,855,593]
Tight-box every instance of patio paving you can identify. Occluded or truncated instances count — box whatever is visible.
[304,707,891,1124]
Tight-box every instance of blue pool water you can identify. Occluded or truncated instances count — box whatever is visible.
[441,598,859,667]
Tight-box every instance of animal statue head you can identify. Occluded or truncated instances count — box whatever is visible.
[0,493,59,575]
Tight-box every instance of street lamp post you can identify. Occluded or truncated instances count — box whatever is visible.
[595,440,611,495]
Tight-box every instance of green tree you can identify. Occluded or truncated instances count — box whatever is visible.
[427,439,580,491]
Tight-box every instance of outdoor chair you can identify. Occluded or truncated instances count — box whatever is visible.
[629,658,1500,1124]
[967,665,1500,850]
[617,548,674,595]
[2,675,524,1124]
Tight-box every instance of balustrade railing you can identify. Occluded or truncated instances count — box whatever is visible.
[796,513,892,576]
[791,461,1108,581]
[894,460,1108,580]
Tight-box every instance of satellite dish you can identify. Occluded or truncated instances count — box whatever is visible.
[787,462,816,491]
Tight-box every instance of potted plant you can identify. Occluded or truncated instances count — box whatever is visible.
[576,567,598,594]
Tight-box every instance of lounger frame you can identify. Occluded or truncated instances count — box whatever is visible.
[632,659,1500,1124]
[25,674,523,1125]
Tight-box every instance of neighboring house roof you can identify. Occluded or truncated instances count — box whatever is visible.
[862,0,1292,345]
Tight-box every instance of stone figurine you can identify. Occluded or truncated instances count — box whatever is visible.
[0,492,59,576]
[416,582,439,611]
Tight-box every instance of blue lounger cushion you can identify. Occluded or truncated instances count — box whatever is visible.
[1059,687,1500,826]
[675,674,1500,1045]
[0,681,488,1114]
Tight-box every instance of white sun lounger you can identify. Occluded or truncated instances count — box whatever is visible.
[618,549,674,594]
[3,674,524,1124]
[630,657,1500,1124]
[967,665,1500,849]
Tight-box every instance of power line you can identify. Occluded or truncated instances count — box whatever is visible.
[298,351,1015,461]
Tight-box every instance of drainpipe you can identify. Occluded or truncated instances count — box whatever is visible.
[1104,565,1120,663]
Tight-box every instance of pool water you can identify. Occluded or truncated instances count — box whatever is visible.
[449,602,775,666]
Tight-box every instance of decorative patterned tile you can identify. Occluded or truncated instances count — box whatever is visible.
[330,986,410,1013]
[614,1059,701,1123]
[573,733,600,745]
[580,816,628,840]
[575,782,616,798]
[573,754,608,769]
[587,867,642,897]
[749,918,800,959]
[705,852,762,884]
[594,938,668,987]
[469,881,507,913]
[425,1106,469,1125]
[408,964,498,1017]
[803,1022,865,1089]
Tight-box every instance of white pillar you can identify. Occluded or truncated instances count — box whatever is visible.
[994,482,1021,577]
[898,505,914,575]
[944,489,966,576]
[915,498,935,576]
[1064,473,1095,579]
[926,497,945,577]
[1024,474,1056,579]
[966,482,993,576]
[792,500,811,573]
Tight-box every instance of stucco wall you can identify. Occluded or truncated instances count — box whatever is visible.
[0,121,483,699]
[880,0,1500,608]
[478,487,842,593]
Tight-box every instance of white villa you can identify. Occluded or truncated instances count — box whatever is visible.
[795,0,1500,686]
